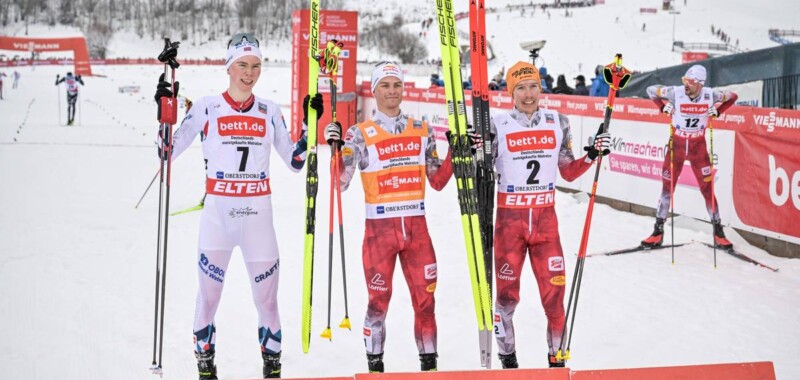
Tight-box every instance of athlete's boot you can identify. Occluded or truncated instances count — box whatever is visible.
[420,353,438,371]
[262,351,281,378]
[195,350,218,380]
[367,353,384,373]
[641,217,665,247]
[548,353,566,368]
[713,222,733,250]
[498,352,519,369]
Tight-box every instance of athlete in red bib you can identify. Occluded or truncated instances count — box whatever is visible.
[324,62,453,373]
[491,61,611,369]
[641,65,738,249]
[154,33,323,380]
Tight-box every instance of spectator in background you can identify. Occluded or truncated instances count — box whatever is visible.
[551,74,574,95]
[12,71,21,89]
[589,65,609,97]
[573,75,589,96]
[430,73,444,88]
[0,72,6,99]
[539,67,551,93]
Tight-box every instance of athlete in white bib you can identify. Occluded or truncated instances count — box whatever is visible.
[491,61,611,370]
[154,33,324,380]
[641,65,738,249]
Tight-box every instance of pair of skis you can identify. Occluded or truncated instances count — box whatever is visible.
[435,0,494,368]
[586,241,779,272]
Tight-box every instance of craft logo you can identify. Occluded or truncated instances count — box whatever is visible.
[254,260,279,283]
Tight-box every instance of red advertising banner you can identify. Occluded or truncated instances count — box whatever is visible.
[359,81,800,138]
[733,132,800,238]
[0,36,92,76]
[291,10,358,143]
[682,51,710,64]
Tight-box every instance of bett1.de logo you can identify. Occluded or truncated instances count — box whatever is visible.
[769,155,800,210]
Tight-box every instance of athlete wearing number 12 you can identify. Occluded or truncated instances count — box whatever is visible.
[641,65,738,249]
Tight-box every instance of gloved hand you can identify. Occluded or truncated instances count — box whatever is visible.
[584,123,611,160]
[155,73,180,123]
[155,73,179,102]
[708,105,719,118]
[445,125,483,154]
[303,93,324,126]
[661,102,675,116]
[325,121,342,145]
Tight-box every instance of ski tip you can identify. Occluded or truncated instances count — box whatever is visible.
[320,328,332,340]
[339,318,351,330]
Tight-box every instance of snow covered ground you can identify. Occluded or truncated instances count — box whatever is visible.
[1,64,798,380]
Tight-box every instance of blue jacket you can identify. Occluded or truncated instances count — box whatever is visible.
[590,76,609,97]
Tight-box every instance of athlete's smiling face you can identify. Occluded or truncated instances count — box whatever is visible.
[374,76,403,116]
[227,56,261,93]
[512,79,541,116]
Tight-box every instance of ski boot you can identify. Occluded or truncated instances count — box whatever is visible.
[262,351,281,378]
[641,217,665,247]
[420,353,438,371]
[498,352,519,369]
[195,350,218,380]
[713,222,733,250]
[367,353,384,373]
[548,353,565,368]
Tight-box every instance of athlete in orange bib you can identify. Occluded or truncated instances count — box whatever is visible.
[324,62,453,373]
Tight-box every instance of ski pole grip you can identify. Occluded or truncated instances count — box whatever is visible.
[159,97,178,125]
[157,38,181,69]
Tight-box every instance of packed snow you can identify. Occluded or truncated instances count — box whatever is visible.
[1,62,798,380]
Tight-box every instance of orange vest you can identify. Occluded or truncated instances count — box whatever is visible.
[357,119,429,219]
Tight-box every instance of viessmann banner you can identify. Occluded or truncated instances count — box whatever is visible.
[358,83,800,244]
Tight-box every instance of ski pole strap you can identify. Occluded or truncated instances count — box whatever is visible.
[602,54,631,90]
[320,40,343,76]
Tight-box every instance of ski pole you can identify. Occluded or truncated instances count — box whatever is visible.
[709,118,716,267]
[321,137,335,340]
[319,40,347,340]
[57,79,61,125]
[135,169,160,209]
[324,42,351,330]
[670,122,676,265]
[151,38,180,374]
[558,54,631,363]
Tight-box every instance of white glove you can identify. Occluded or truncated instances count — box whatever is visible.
[708,105,719,118]
[662,102,675,116]
[324,122,342,144]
